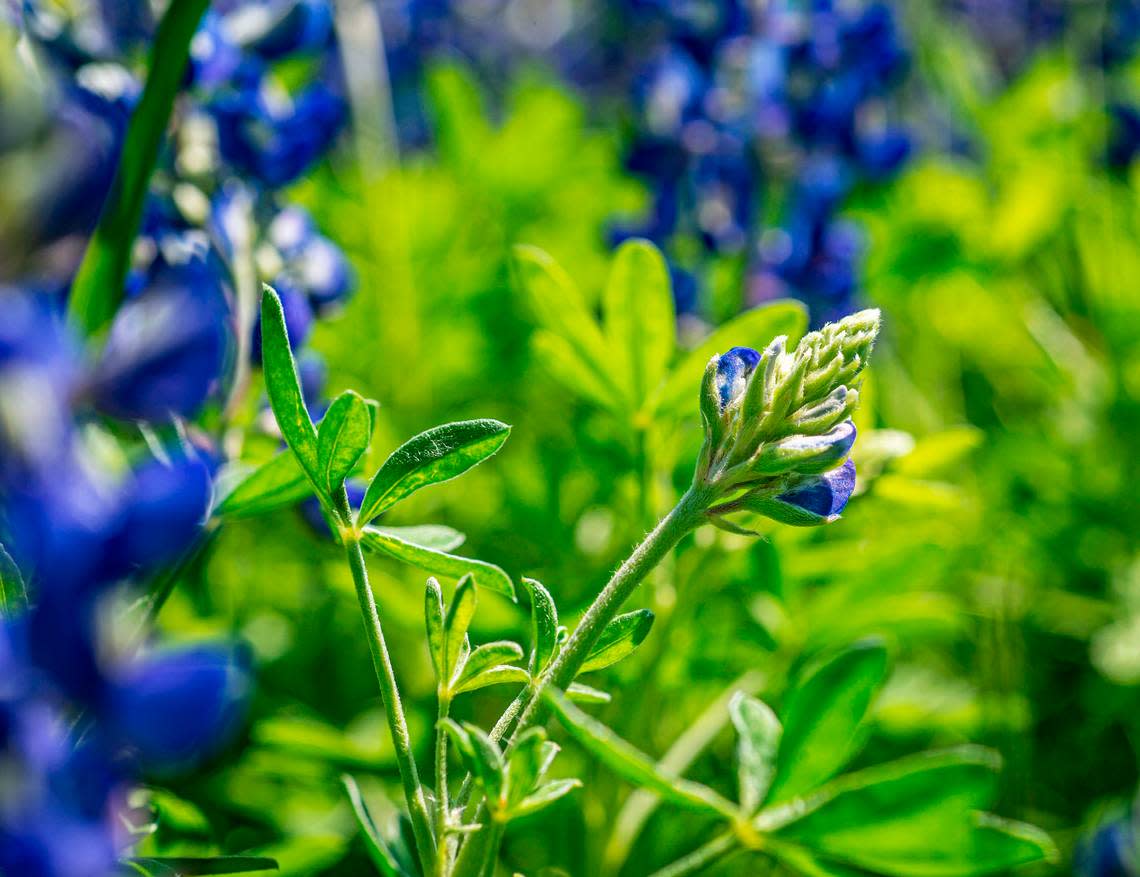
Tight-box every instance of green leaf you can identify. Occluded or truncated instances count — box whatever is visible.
[525,577,559,674]
[67,0,211,335]
[443,721,505,805]
[0,543,27,614]
[532,330,624,412]
[650,301,809,418]
[766,639,889,805]
[317,391,373,493]
[214,452,310,519]
[544,689,738,819]
[506,727,551,807]
[122,857,278,876]
[566,682,611,704]
[259,287,321,489]
[603,239,675,407]
[771,747,1008,877]
[513,245,624,411]
[425,578,445,680]
[357,419,510,525]
[372,525,465,553]
[360,526,515,599]
[342,776,412,877]
[578,609,655,674]
[443,575,477,682]
[512,779,582,819]
[453,641,525,689]
[729,692,782,814]
[452,664,530,694]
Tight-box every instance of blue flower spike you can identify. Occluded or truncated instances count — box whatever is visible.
[696,308,880,530]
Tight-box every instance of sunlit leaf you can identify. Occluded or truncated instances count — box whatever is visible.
[578,609,655,674]
[360,526,515,599]
[317,390,372,493]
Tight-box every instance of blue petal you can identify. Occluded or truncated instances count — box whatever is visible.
[777,458,856,519]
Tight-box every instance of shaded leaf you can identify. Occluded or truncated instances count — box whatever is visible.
[766,639,889,804]
[425,578,445,680]
[122,857,278,876]
[358,419,510,525]
[214,452,309,519]
[567,682,611,704]
[342,776,411,877]
[512,779,583,819]
[443,575,477,682]
[454,641,525,690]
[525,577,559,674]
[0,543,27,614]
[452,664,529,694]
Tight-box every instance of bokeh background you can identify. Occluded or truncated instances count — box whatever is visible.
[2,0,1140,874]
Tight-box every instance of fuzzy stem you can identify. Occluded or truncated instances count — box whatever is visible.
[434,691,452,877]
[340,492,435,870]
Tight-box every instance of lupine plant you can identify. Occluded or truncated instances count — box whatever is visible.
[251,264,1055,876]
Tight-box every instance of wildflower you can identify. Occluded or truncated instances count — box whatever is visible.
[697,308,879,528]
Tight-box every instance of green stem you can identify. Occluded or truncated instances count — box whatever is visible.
[648,832,738,877]
[506,485,713,744]
[453,485,715,867]
[435,692,452,877]
[342,525,436,870]
[68,0,210,336]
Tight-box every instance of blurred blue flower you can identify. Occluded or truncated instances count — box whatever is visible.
[1076,811,1139,877]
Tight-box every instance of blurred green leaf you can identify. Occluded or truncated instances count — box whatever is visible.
[122,857,278,876]
[768,747,1056,877]
[767,639,889,805]
[651,302,808,417]
[317,391,373,494]
[512,779,582,820]
[578,609,655,674]
[544,689,738,819]
[357,419,510,525]
[729,692,782,814]
[67,0,210,335]
[343,776,412,877]
[259,287,322,491]
[603,239,675,407]
[566,682,611,704]
[0,542,26,614]
[513,245,624,412]
[214,452,310,520]
[361,526,515,598]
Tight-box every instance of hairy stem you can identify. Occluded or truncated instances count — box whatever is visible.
[435,692,452,877]
[341,509,435,870]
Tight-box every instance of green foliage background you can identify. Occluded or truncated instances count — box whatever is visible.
[138,44,1139,877]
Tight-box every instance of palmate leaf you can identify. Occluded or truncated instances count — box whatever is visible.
[544,689,738,819]
[356,419,510,526]
[766,747,1057,877]
[67,0,211,335]
[603,239,675,408]
[766,639,889,805]
[360,526,515,599]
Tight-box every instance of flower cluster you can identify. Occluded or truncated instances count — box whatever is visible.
[696,308,879,528]
[611,0,911,322]
[0,292,250,877]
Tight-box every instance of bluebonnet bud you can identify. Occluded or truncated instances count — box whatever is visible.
[696,309,879,529]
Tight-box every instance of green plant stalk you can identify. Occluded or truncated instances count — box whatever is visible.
[340,501,436,870]
[68,0,210,336]
[452,484,717,872]
[648,832,738,877]
[434,691,452,877]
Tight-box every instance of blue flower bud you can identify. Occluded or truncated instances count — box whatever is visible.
[715,346,762,409]
[757,459,856,526]
[753,420,857,476]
